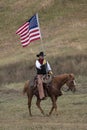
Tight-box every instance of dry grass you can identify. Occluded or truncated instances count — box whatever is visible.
[0,54,87,85]
[0,0,87,66]
[0,78,87,130]
[0,1,87,129]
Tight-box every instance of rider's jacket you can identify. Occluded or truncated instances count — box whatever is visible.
[35,59,51,75]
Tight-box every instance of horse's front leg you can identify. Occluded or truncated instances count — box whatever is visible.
[54,96,58,116]
[36,98,45,115]
[49,96,57,116]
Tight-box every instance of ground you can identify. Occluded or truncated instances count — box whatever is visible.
[0,0,87,130]
[0,76,87,130]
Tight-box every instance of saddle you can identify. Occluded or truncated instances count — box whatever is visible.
[42,74,53,84]
[31,74,53,98]
[32,74,62,98]
[33,74,53,87]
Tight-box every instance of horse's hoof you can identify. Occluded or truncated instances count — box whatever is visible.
[48,113,52,117]
[43,114,47,117]
[45,114,49,117]
[30,114,33,117]
[56,113,58,116]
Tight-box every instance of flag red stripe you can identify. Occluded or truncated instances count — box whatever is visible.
[20,29,40,38]
[16,22,29,34]
[20,30,40,40]
[29,28,40,33]
[21,34,40,44]
[21,35,40,45]
[29,37,40,43]
[18,28,28,35]
[22,37,40,47]
[29,33,40,38]
[21,34,29,40]
[16,14,41,47]
[21,39,29,44]
[21,37,29,43]
[20,30,29,37]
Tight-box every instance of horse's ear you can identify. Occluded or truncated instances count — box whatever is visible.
[69,73,74,79]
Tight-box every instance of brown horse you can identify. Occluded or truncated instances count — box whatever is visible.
[23,73,76,116]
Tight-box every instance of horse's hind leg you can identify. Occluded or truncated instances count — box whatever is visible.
[28,95,33,116]
[36,98,45,115]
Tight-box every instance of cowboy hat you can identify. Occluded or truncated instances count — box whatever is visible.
[36,52,46,57]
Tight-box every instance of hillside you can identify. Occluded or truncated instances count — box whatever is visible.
[0,0,87,84]
[0,1,87,130]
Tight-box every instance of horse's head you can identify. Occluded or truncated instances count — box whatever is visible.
[66,74,76,93]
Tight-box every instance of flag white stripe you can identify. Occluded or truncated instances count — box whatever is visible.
[22,36,40,47]
[29,27,40,33]
[21,33,40,43]
[20,30,29,36]
[20,32,29,39]
[21,36,29,42]
[21,30,40,40]
[20,30,40,39]
[22,40,30,46]
[18,26,28,35]
[16,14,41,47]
[29,30,40,37]
[16,22,29,33]
[29,35,41,41]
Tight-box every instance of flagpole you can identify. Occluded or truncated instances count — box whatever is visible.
[36,13,45,52]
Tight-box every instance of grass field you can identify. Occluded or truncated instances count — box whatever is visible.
[0,0,87,65]
[0,0,87,130]
[0,76,87,130]
[0,0,87,84]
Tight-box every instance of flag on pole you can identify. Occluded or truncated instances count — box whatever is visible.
[16,14,41,47]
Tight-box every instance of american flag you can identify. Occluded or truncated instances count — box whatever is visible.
[16,14,41,47]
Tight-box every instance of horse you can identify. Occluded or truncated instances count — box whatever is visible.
[23,73,76,116]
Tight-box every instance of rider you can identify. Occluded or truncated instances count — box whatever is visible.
[35,51,53,100]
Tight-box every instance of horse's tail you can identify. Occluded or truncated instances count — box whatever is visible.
[23,80,30,95]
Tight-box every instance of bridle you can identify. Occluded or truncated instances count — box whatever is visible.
[62,78,76,92]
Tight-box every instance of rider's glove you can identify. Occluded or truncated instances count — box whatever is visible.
[48,70,53,75]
